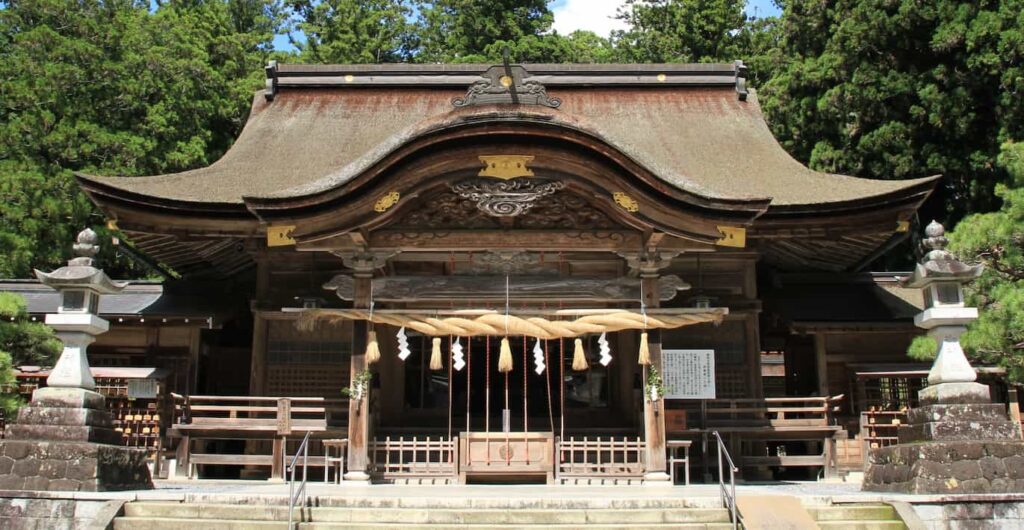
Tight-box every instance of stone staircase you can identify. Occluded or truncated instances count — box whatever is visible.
[114,495,913,530]
[113,497,736,529]
[805,502,907,530]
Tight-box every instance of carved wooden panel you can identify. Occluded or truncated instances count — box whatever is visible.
[458,431,554,481]
[390,191,623,230]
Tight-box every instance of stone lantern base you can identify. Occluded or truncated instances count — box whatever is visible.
[0,387,152,491]
[864,383,1024,494]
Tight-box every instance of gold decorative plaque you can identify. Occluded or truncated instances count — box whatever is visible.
[478,155,535,180]
[267,225,296,247]
[896,220,910,232]
[715,226,746,248]
[612,192,640,212]
[373,191,401,213]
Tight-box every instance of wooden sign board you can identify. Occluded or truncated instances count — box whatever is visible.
[663,349,716,400]
[665,409,687,432]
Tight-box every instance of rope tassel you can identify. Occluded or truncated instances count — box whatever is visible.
[365,330,381,364]
[637,331,650,366]
[572,338,589,371]
[429,337,443,371]
[498,337,513,373]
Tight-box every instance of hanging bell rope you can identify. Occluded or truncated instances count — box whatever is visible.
[498,337,513,373]
[365,330,381,364]
[297,308,726,338]
[497,276,513,373]
[429,337,443,371]
[637,275,651,366]
[364,282,380,364]
[572,337,589,371]
[637,331,651,366]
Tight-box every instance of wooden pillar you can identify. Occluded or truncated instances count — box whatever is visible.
[345,270,372,481]
[641,274,670,483]
[815,333,830,397]
[249,313,269,396]
[377,324,404,428]
[616,330,638,429]
[743,258,764,399]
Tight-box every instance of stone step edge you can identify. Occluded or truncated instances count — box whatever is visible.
[114,517,734,529]
[124,503,731,519]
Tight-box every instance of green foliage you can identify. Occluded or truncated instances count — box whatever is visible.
[613,0,750,63]
[760,0,1024,224]
[645,364,666,400]
[907,335,939,362]
[285,0,416,63]
[476,31,618,64]
[0,0,281,278]
[342,368,372,400]
[0,351,20,416]
[414,0,554,62]
[0,293,62,414]
[943,142,1024,381]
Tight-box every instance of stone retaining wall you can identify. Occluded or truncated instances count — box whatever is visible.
[0,495,120,530]
[910,500,1024,530]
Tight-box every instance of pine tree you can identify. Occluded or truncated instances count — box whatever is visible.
[909,142,1024,381]
[0,293,62,414]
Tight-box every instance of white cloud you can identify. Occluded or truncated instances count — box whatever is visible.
[551,0,629,37]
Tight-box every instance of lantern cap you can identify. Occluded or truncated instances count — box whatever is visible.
[902,221,983,289]
[34,228,127,295]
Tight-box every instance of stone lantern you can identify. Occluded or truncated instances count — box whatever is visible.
[907,221,986,402]
[864,221,1024,494]
[0,229,153,491]
[35,228,126,393]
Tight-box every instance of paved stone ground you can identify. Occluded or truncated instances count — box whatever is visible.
[6,477,1022,505]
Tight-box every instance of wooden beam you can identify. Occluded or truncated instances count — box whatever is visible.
[368,230,644,251]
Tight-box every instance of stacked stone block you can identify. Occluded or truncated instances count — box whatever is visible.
[865,401,1024,493]
[0,387,151,492]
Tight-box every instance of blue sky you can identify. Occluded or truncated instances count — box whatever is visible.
[272,1,782,53]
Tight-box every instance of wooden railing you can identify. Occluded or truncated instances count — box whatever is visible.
[700,396,843,429]
[368,435,457,480]
[672,396,845,478]
[169,394,348,479]
[172,394,348,433]
[556,436,645,480]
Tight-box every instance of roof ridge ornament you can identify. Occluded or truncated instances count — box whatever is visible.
[264,60,278,101]
[452,61,561,109]
[734,60,748,101]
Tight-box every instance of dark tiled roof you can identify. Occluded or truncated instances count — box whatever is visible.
[764,273,924,326]
[0,280,232,320]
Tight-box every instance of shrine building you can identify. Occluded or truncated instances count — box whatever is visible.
[12,61,986,484]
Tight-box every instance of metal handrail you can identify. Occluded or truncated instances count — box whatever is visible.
[287,431,312,530]
[713,431,739,530]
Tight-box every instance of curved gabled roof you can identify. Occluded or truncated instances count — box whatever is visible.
[77,63,936,211]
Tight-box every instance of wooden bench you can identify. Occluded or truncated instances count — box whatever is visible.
[677,395,844,479]
[169,394,348,480]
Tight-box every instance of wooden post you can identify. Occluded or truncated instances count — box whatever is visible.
[641,274,670,484]
[815,333,830,397]
[241,312,270,479]
[271,436,284,480]
[1009,388,1022,440]
[345,270,373,481]
[176,434,190,478]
